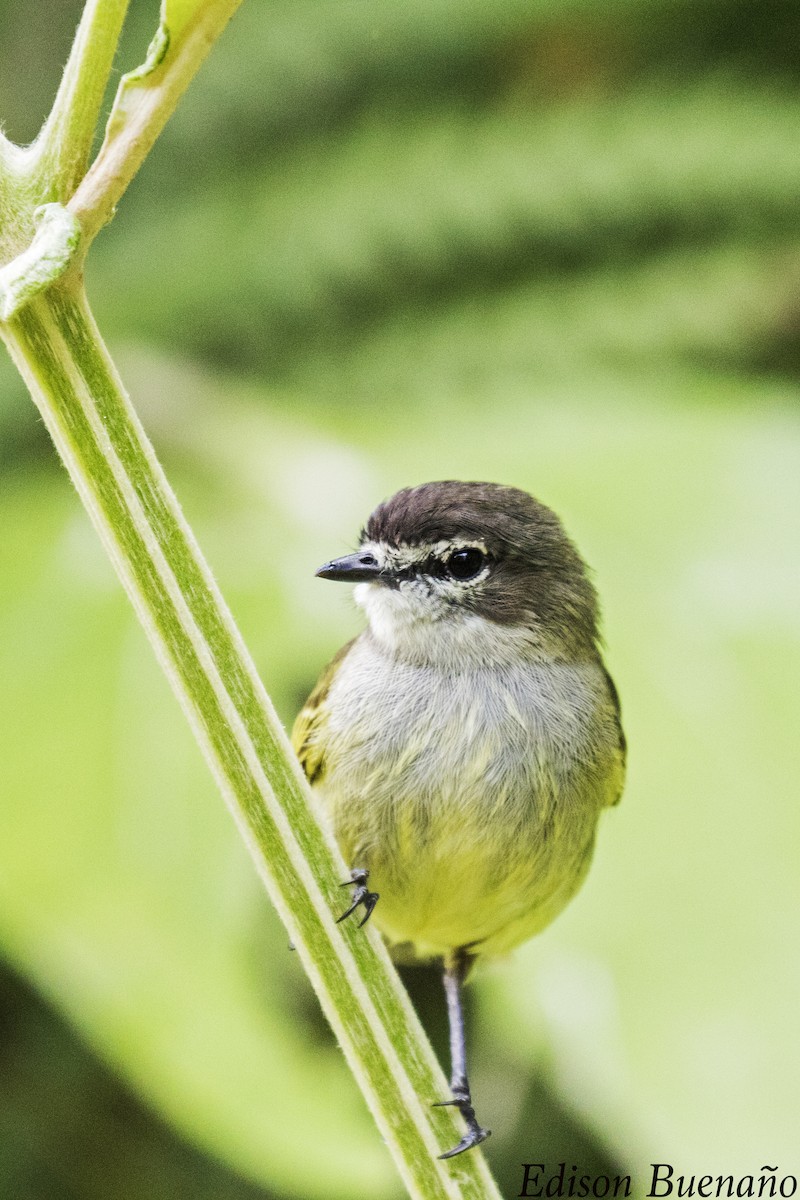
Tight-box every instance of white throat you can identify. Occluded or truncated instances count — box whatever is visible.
[354,580,550,669]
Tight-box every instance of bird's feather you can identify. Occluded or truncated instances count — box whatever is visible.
[292,637,357,785]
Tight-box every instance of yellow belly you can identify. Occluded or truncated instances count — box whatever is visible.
[320,768,601,960]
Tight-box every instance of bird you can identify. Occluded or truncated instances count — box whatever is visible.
[292,480,625,1159]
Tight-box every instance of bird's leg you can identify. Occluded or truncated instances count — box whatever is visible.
[336,867,379,928]
[434,949,490,1159]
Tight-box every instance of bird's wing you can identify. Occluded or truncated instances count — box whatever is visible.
[291,638,357,785]
[601,663,627,807]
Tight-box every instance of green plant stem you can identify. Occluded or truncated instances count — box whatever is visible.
[68,0,246,248]
[0,281,501,1200]
[30,0,130,199]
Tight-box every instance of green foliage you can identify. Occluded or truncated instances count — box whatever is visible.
[1,0,799,1196]
[90,82,800,375]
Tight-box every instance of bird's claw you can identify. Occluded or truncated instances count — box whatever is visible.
[337,868,379,928]
[434,1091,490,1159]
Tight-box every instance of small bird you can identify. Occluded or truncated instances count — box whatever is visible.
[292,480,625,1159]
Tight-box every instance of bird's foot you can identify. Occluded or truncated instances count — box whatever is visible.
[336,868,379,928]
[434,1087,491,1159]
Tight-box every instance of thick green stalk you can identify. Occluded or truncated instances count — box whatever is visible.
[0,281,501,1200]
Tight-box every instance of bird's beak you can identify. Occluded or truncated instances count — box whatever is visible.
[315,551,384,582]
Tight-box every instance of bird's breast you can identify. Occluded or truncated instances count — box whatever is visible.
[316,637,619,957]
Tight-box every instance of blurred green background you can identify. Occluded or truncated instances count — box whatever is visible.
[2,1,800,1197]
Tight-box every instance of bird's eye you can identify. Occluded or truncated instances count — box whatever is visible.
[446,548,486,581]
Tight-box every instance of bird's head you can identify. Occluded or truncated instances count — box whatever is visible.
[316,481,600,667]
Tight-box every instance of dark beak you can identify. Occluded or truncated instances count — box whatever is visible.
[315,551,384,583]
